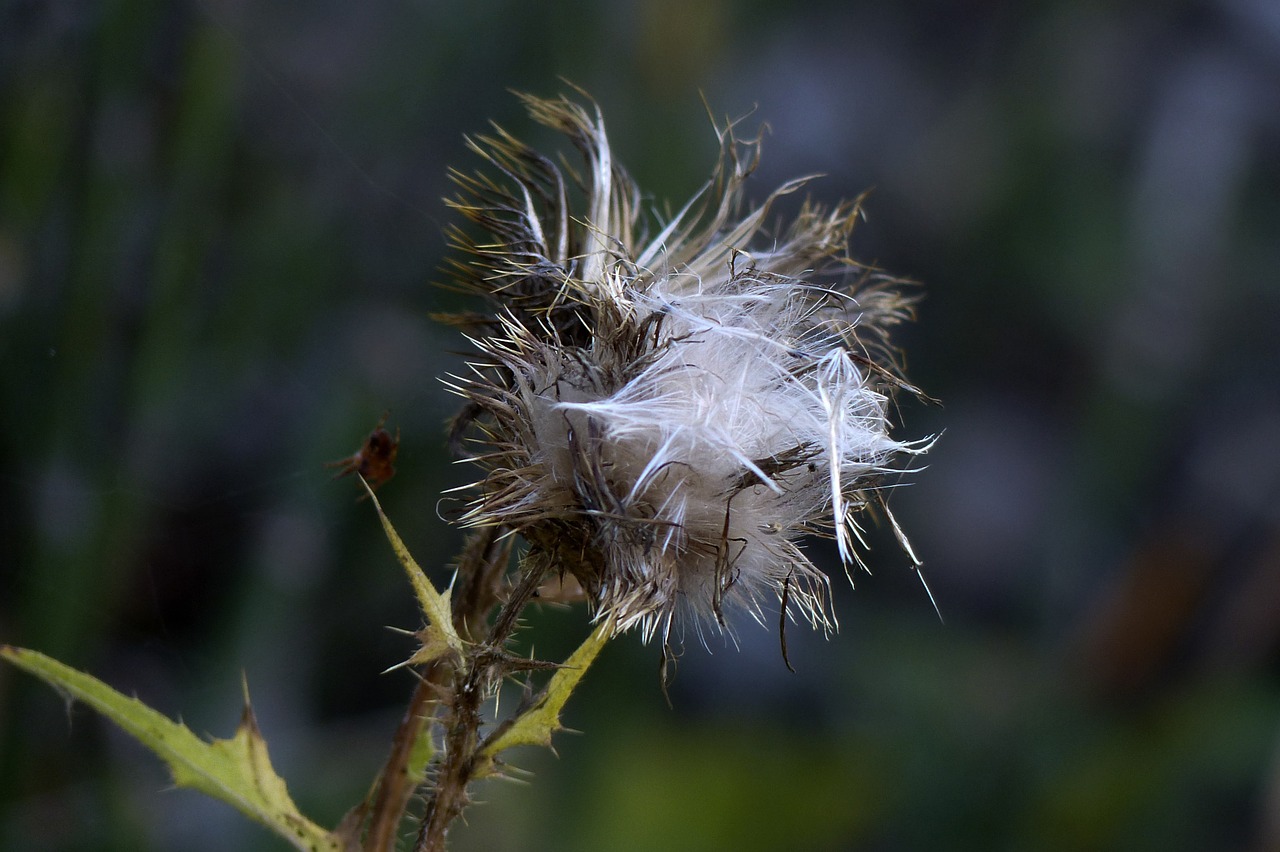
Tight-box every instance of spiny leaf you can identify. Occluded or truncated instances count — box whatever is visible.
[474,619,613,776]
[359,476,465,664]
[1,647,346,852]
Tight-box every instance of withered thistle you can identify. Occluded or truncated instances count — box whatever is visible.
[0,91,935,852]
[444,92,929,653]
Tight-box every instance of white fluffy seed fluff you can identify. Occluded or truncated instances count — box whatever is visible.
[443,93,928,647]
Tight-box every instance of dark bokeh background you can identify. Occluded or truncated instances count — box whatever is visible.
[3,1,1279,850]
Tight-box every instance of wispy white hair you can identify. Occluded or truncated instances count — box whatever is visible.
[443,93,929,650]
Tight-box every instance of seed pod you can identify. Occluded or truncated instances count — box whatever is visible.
[443,93,929,648]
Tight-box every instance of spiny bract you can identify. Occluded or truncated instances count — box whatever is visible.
[443,92,928,648]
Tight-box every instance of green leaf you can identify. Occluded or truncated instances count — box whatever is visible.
[474,618,613,775]
[1,646,347,852]
[406,717,436,786]
[359,476,465,665]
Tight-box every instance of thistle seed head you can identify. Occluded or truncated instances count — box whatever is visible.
[443,93,927,646]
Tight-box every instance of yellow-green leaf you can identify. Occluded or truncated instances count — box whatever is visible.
[406,715,435,786]
[359,477,465,664]
[475,618,613,774]
[1,647,346,852]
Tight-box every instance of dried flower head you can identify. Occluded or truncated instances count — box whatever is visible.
[443,93,928,648]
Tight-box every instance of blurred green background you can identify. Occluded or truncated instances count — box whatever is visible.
[3,1,1279,850]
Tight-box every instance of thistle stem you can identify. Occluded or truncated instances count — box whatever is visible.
[413,549,547,851]
[363,669,442,852]
[413,657,484,852]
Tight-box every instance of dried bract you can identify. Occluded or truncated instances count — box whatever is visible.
[443,93,927,647]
